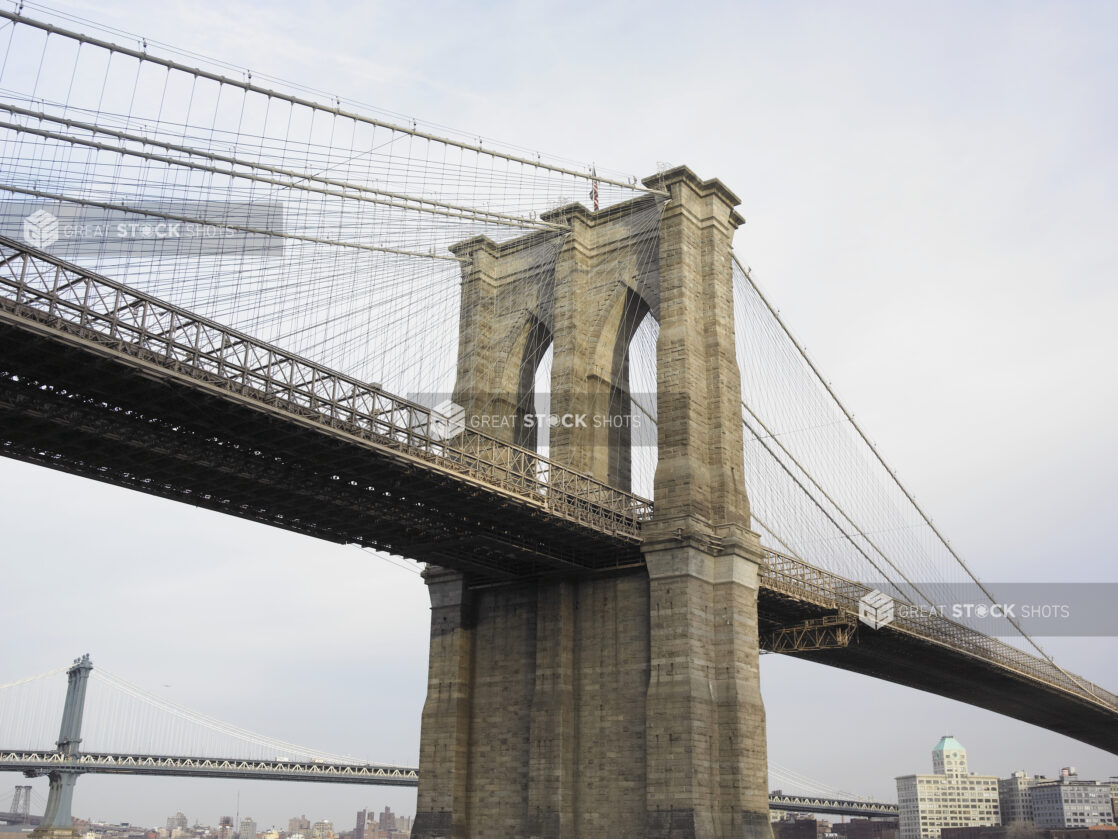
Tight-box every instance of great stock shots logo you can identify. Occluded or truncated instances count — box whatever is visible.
[3,201,286,258]
[858,589,895,630]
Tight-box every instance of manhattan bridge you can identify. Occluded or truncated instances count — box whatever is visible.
[0,5,1114,839]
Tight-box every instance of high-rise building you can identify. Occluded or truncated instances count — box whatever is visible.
[1031,767,1116,829]
[355,810,368,839]
[312,820,333,839]
[167,813,189,832]
[288,816,311,835]
[239,817,257,839]
[378,808,396,833]
[999,770,1047,824]
[896,736,1001,839]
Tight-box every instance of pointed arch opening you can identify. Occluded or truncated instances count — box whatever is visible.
[625,310,658,499]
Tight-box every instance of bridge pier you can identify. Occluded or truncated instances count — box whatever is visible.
[415,567,653,839]
[32,773,81,839]
[643,532,770,839]
[414,167,771,839]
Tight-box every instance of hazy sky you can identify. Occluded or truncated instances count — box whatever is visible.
[1,0,1116,828]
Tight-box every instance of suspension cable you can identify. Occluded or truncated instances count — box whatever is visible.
[0,104,567,232]
[742,399,937,608]
[91,669,378,765]
[0,665,67,691]
[0,183,464,261]
[734,255,1098,699]
[0,9,666,198]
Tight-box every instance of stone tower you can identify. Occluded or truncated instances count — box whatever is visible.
[413,167,771,839]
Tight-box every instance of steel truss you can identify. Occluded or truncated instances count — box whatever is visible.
[0,236,650,577]
[0,750,418,787]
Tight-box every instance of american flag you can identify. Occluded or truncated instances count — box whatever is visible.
[590,168,599,211]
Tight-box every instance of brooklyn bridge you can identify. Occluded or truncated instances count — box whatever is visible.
[0,6,1114,839]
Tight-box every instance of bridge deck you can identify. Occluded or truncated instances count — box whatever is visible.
[0,236,649,578]
[0,751,898,816]
[759,552,1118,754]
[0,750,418,786]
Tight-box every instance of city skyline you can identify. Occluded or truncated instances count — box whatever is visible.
[1,0,1116,828]
[7,742,1114,832]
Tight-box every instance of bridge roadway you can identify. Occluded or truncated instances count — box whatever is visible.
[0,751,897,817]
[0,750,419,787]
[1,237,1116,755]
[0,812,41,826]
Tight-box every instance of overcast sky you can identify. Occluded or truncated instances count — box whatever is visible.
[1,0,1116,828]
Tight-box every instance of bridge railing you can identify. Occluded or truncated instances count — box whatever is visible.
[761,550,1118,710]
[0,237,652,540]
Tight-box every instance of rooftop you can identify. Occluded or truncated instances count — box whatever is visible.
[934,736,966,753]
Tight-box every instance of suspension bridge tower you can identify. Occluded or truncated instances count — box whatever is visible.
[9,785,32,824]
[30,654,93,839]
[414,166,771,839]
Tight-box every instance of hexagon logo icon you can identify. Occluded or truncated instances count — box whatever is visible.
[431,399,466,440]
[23,210,59,249]
[858,589,895,630]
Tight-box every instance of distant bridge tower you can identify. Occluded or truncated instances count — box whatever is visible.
[414,167,770,839]
[11,785,32,823]
[30,654,92,839]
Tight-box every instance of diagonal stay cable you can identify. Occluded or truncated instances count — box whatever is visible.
[0,104,565,232]
[751,512,808,564]
[742,398,937,609]
[0,183,463,261]
[741,411,914,603]
[734,255,1102,701]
